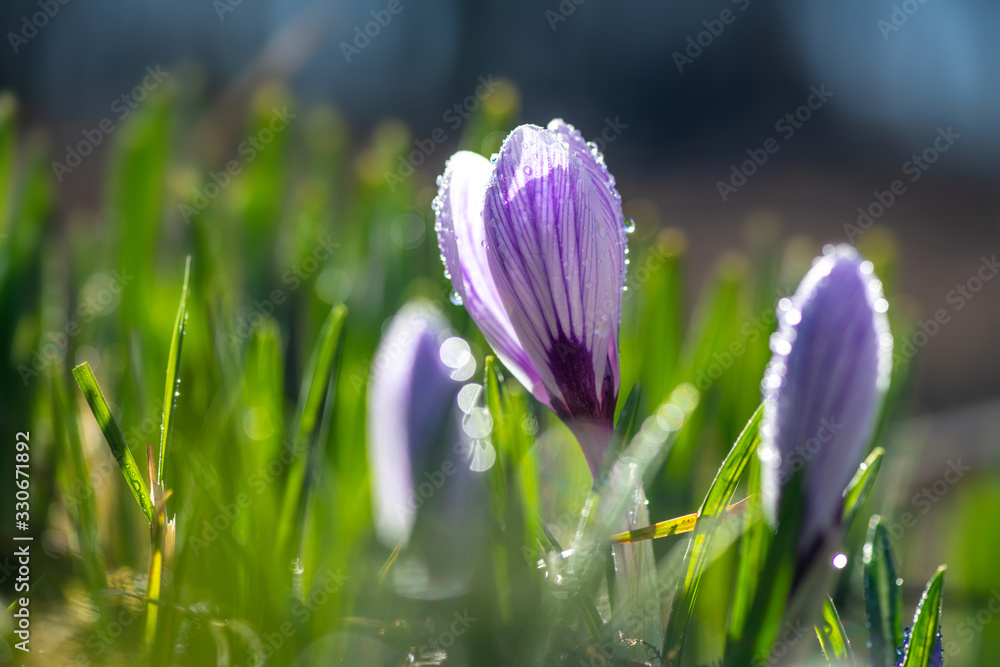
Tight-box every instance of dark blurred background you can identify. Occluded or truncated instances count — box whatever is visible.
[1,0,997,412]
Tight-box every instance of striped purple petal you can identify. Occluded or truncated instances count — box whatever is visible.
[759,245,893,553]
[433,150,550,407]
[483,120,627,445]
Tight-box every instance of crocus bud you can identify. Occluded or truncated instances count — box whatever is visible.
[435,119,628,475]
[759,245,893,553]
[366,302,468,547]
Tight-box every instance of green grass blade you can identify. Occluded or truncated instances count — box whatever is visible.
[901,566,946,667]
[662,401,764,665]
[727,454,764,645]
[158,255,191,484]
[815,596,854,664]
[725,473,803,667]
[842,447,884,531]
[628,229,684,406]
[278,303,348,567]
[72,362,155,522]
[864,516,904,667]
[297,303,348,440]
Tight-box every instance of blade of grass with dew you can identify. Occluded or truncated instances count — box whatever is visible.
[901,566,946,667]
[864,516,904,667]
[609,497,751,544]
[277,303,348,575]
[50,369,107,595]
[149,254,189,660]
[842,447,884,531]
[73,361,155,522]
[662,402,763,665]
[158,255,190,484]
[815,596,855,664]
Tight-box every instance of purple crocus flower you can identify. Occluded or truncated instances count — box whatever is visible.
[759,244,893,553]
[434,119,628,475]
[367,302,463,547]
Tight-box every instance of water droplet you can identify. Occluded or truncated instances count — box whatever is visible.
[449,291,464,306]
[467,439,496,472]
[623,217,635,234]
[462,408,493,439]
[457,383,483,414]
[523,166,532,176]
[439,336,471,368]
[490,153,499,164]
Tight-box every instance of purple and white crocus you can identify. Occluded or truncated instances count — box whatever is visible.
[435,121,658,650]
[759,244,893,556]
[434,119,628,476]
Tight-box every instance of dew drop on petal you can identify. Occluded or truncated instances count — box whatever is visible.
[832,553,848,569]
[772,337,792,355]
[449,291,464,306]
[623,217,636,234]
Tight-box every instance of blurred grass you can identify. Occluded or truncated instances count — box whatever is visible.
[0,76,985,667]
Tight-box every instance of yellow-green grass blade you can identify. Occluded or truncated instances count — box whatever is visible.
[609,497,751,544]
[815,596,855,664]
[72,362,154,522]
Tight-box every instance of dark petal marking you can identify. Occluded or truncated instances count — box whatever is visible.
[484,124,625,425]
